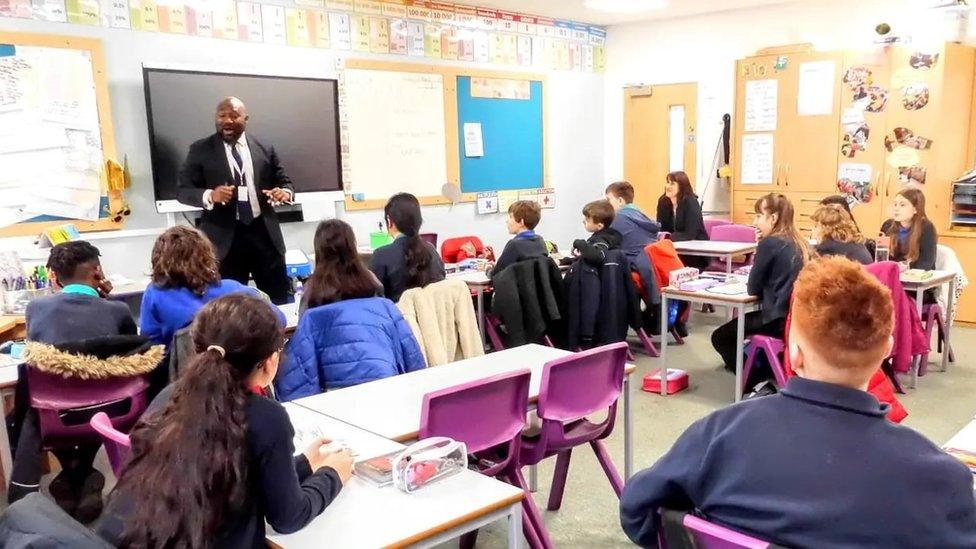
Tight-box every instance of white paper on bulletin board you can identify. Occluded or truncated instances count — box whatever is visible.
[797,60,835,116]
[342,68,448,200]
[744,79,777,132]
[740,133,774,184]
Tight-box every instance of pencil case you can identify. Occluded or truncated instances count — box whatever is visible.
[2,288,53,315]
[392,437,467,493]
[668,267,700,288]
[642,369,689,395]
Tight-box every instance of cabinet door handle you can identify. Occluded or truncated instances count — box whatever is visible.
[784,163,790,187]
[885,174,892,197]
[774,164,780,186]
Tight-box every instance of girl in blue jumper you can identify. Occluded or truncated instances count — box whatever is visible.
[140,226,284,348]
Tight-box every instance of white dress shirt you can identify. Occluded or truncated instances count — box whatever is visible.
[202,133,291,214]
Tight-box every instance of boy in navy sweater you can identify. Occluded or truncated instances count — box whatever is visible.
[605,181,660,258]
[490,200,549,277]
[621,256,976,549]
[562,199,622,266]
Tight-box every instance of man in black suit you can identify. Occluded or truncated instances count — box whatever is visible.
[177,97,293,304]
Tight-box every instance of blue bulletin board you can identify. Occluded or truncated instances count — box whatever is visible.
[456,76,544,193]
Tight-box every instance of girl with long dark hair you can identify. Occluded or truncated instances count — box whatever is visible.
[99,294,352,548]
[369,192,445,302]
[301,219,381,314]
[880,188,937,270]
[711,193,810,373]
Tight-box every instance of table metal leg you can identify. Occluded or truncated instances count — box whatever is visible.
[912,289,923,388]
[529,464,537,492]
[507,502,522,549]
[734,305,745,402]
[0,388,11,482]
[623,375,633,479]
[660,295,669,397]
[476,287,485,344]
[942,278,956,373]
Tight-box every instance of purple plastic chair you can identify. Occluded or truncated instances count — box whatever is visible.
[420,369,552,549]
[519,343,628,515]
[742,336,787,390]
[89,411,132,477]
[27,369,149,449]
[704,219,732,240]
[484,313,556,352]
[705,224,758,272]
[919,303,954,375]
[660,510,771,549]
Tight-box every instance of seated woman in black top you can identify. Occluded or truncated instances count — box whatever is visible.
[98,294,353,548]
[880,188,937,270]
[657,171,709,270]
[711,193,810,372]
[811,205,873,265]
[370,192,446,302]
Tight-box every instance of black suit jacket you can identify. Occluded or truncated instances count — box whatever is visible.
[177,133,294,259]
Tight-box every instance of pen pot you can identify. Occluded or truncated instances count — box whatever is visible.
[2,287,53,314]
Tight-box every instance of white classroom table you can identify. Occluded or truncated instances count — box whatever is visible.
[672,240,758,274]
[900,270,957,388]
[293,344,638,479]
[945,418,976,453]
[270,403,524,549]
[659,286,759,402]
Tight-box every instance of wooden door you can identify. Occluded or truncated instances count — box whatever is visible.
[623,83,698,214]
[836,49,892,234]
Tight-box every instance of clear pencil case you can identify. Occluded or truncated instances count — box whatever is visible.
[392,437,467,493]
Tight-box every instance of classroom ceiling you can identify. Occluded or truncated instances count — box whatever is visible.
[459,0,797,25]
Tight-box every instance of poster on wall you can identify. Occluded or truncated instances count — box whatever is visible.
[797,60,835,116]
[743,79,777,132]
[902,82,929,110]
[837,163,873,206]
[840,122,869,158]
[740,133,774,184]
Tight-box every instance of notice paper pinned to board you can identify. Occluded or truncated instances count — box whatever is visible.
[463,122,484,157]
[797,60,836,116]
[744,79,777,132]
[740,133,774,185]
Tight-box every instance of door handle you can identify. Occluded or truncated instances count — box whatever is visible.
[774,164,781,186]
[784,163,790,187]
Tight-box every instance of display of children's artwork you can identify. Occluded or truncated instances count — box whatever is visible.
[899,165,927,187]
[841,122,869,158]
[884,127,932,152]
[837,163,873,205]
[910,52,939,70]
[902,82,929,110]
[843,66,872,90]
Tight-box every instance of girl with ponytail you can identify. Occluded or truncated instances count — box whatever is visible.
[711,193,810,375]
[369,192,446,302]
[98,294,352,548]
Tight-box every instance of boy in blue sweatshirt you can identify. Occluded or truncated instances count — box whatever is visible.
[620,257,976,549]
[489,200,549,277]
[605,181,661,258]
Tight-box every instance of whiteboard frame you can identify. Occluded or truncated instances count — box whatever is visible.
[341,59,548,212]
[0,31,122,237]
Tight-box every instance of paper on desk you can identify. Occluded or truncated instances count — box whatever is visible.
[283,403,402,461]
[296,192,337,222]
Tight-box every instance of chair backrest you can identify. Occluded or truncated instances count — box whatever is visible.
[711,224,757,243]
[89,411,132,477]
[682,514,770,549]
[168,326,194,381]
[536,343,627,422]
[704,219,733,239]
[645,240,685,288]
[28,368,149,445]
[440,236,485,263]
[420,232,438,247]
[420,369,530,454]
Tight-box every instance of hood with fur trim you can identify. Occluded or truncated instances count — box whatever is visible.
[24,341,164,380]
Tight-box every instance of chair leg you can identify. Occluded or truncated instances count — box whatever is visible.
[543,335,555,347]
[547,450,572,511]
[590,440,624,498]
[637,328,659,358]
[741,344,757,391]
[460,529,479,549]
[510,467,555,549]
[626,348,636,362]
[485,318,506,352]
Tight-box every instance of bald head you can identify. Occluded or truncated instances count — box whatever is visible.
[215,96,248,143]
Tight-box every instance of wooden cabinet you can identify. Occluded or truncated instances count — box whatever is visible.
[732,43,976,323]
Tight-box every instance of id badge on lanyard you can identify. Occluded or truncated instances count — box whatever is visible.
[232,161,248,203]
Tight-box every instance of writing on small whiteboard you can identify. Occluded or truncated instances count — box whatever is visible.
[744,79,777,132]
[463,122,484,157]
[740,134,774,185]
